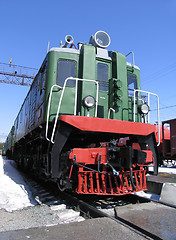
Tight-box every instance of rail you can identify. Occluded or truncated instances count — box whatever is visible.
[133,89,160,146]
[63,192,162,239]
[46,77,99,143]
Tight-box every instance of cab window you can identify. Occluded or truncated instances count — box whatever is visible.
[57,60,76,87]
[127,73,137,96]
[97,63,109,91]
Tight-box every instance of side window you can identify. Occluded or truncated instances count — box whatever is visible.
[97,63,109,91]
[20,111,22,123]
[39,61,47,95]
[57,60,76,87]
[37,74,41,91]
[16,116,19,130]
[25,101,27,116]
[127,73,137,96]
[41,63,47,90]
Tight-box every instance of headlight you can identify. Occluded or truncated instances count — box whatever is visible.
[94,31,111,48]
[138,103,149,115]
[83,95,96,109]
[89,31,111,48]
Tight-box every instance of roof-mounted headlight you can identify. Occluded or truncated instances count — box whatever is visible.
[89,31,111,48]
[138,103,150,115]
[83,95,96,109]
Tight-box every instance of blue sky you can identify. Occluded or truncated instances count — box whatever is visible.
[0,0,175,141]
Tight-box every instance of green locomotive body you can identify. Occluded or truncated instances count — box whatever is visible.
[7,31,160,195]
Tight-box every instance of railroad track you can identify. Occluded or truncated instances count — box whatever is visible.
[18,168,175,240]
[22,177,86,224]
[62,193,162,240]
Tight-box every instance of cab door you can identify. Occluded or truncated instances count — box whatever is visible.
[127,71,141,122]
[96,61,111,118]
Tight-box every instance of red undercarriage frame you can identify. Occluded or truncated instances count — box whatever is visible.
[60,116,156,196]
[69,147,152,195]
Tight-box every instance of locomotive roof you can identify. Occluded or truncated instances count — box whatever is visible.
[127,62,140,70]
[49,47,80,54]
[49,46,140,70]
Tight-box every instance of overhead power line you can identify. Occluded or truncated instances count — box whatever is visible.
[151,104,176,111]
[159,104,176,110]
[142,62,176,85]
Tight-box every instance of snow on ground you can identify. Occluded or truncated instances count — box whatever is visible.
[159,167,176,174]
[133,190,160,201]
[0,155,37,212]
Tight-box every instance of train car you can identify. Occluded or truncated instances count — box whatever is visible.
[3,126,14,159]
[2,146,6,156]
[9,31,160,196]
[160,118,176,167]
[162,118,176,159]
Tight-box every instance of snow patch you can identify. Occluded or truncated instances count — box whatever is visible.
[133,191,160,201]
[0,156,37,212]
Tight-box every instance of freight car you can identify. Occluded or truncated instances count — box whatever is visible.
[160,118,176,167]
[6,31,160,195]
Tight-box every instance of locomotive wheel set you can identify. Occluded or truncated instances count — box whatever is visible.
[4,31,160,196]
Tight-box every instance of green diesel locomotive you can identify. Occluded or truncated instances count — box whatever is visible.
[5,31,160,195]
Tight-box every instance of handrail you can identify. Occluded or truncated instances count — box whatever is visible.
[126,52,135,67]
[47,77,99,144]
[45,84,62,141]
[133,89,160,146]
[108,108,115,119]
